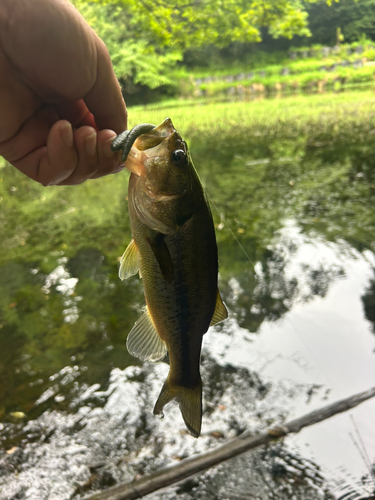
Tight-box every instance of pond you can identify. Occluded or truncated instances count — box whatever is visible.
[1,92,375,499]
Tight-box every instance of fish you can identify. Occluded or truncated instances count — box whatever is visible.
[115,118,228,437]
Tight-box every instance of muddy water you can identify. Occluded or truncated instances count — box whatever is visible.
[0,105,375,499]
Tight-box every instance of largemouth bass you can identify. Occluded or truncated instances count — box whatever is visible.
[116,118,228,437]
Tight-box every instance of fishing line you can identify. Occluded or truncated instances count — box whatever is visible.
[348,431,375,487]
[350,414,375,485]
[206,192,342,392]
[205,190,261,277]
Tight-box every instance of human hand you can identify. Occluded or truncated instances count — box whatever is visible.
[0,0,127,185]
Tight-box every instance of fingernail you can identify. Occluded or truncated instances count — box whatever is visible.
[103,136,116,158]
[84,133,97,156]
[59,122,73,148]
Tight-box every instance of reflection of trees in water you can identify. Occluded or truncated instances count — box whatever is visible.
[361,269,375,335]
[0,238,345,427]
[0,248,143,421]
[300,126,375,255]
[222,249,298,333]
[221,244,344,333]
[193,122,375,337]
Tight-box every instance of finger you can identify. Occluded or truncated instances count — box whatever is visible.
[10,119,78,184]
[84,38,127,134]
[0,106,58,163]
[54,99,97,130]
[10,120,123,185]
[37,120,79,185]
[60,129,124,185]
[77,109,97,129]
[58,126,98,185]
[92,129,125,178]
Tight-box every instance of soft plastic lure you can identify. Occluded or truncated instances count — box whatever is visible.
[111,123,156,162]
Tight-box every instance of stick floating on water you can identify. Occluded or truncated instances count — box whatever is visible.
[83,385,375,500]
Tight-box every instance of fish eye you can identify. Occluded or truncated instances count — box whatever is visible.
[171,149,186,166]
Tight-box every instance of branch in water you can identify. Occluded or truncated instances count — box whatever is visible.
[83,385,375,500]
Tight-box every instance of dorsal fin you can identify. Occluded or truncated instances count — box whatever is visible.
[126,307,167,362]
[119,239,140,280]
[210,289,228,326]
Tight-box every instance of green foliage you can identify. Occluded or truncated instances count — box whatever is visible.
[126,90,375,136]
[192,65,375,98]
[305,0,375,46]
[343,66,375,83]
[71,0,374,99]
[364,48,375,60]
[180,1,375,73]
[98,0,315,49]
[72,0,182,89]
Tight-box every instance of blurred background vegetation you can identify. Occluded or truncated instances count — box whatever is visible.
[71,0,375,104]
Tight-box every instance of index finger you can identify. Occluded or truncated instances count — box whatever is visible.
[84,37,127,134]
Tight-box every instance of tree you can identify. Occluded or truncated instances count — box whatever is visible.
[92,0,322,49]
[305,0,375,46]
[72,0,333,92]
[72,0,182,91]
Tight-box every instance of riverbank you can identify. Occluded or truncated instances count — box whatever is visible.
[127,89,375,137]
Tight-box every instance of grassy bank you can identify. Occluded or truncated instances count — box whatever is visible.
[127,90,375,139]
[188,42,375,79]
[181,42,375,99]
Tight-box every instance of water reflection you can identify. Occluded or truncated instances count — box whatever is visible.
[0,359,329,500]
[1,107,375,498]
[222,234,345,333]
[361,270,375,337]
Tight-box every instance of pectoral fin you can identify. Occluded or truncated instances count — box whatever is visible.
[132,190,178,235]
[127,307,167,362]
[147,234,174,283]
[210,289,228,326]
[119,239,140,280]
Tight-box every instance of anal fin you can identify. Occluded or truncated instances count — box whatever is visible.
[119,238,140,280]
[127,307,167,362]
[210,289,228,326]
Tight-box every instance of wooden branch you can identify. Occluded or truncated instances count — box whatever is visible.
[83,386,375,500]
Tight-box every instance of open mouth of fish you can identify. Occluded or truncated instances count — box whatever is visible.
[123,118,180,177]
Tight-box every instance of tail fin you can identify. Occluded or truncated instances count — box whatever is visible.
[153,377,202,438]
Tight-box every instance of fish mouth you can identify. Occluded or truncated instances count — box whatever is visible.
[124,118,180,176]
[135,118,176,151]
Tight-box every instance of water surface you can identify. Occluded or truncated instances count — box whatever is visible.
[1,96,375,499]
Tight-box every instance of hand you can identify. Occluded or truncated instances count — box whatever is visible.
[0,0,127,185]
